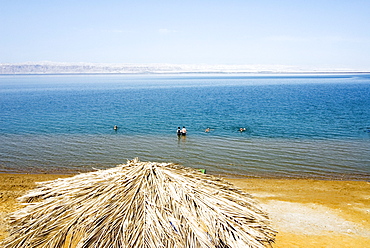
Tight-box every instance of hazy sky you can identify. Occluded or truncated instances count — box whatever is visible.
[1,0,370,69]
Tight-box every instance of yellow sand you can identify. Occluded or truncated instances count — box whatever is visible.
[1,174,369,247]
[228,178,370,248]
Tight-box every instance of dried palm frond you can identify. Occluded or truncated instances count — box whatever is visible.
[2,158,276,248]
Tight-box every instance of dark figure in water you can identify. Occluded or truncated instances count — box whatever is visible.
[114,125,118,131]
[177,127,182,136]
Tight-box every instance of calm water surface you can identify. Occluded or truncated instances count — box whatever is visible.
[0,74,369,180]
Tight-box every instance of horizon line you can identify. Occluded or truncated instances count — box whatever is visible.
[1,62,369,74]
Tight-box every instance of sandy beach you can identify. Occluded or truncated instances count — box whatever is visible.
[0,174,369,247]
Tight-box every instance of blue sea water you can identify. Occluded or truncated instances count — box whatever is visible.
[0,74,369,180]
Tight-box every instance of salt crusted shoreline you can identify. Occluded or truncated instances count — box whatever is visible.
[1,173,369,247]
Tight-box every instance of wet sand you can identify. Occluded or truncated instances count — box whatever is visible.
[1,173,369,247]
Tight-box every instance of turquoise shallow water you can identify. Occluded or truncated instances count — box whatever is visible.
[0,74,369,179]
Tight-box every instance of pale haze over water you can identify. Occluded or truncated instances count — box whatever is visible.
[0,74,369,180]
[1,1,370,71]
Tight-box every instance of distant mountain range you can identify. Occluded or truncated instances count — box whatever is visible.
[0,62,367,74]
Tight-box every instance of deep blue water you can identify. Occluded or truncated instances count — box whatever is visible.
[0,74,369,180]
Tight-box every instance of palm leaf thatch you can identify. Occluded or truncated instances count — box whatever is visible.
[3,158,276,248]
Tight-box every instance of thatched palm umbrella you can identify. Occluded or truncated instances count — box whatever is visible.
[3,158,276,248]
